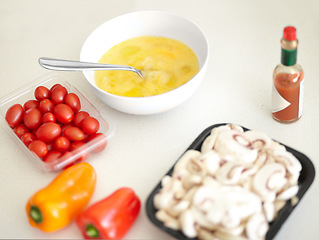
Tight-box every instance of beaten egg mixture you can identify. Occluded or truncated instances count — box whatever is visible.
[95,36,199,97]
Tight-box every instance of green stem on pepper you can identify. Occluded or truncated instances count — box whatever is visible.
[29,206,43,223]
[86,224,100,238]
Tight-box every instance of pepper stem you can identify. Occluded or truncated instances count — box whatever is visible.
[86,224,99,238]
[30,206,43,223]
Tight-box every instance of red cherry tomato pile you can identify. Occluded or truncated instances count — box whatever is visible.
[5,83,107,168]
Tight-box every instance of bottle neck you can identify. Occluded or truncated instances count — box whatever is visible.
[281,48,297,66]
[280,38,298,66]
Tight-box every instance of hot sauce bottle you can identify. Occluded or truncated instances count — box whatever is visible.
[272,26,304,123]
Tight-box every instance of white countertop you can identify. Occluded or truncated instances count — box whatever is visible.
[1,0,318,239]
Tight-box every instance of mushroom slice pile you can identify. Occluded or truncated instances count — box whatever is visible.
[154,124,302,240]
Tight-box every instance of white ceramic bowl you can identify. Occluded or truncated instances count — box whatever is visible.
[80,11,209,115]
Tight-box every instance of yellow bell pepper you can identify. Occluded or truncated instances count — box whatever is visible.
[26,162,96,232]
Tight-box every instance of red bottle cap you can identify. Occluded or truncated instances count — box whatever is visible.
[283,26,297,41]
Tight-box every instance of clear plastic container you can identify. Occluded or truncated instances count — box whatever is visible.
[0,73,115,172]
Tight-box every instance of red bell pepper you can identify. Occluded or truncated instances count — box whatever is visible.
[76,187,141,239]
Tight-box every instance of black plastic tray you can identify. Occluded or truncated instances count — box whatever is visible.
[146,123,315,240]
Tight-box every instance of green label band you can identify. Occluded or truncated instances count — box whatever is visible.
[281,48,297,66]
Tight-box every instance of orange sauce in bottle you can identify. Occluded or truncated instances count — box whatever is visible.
[272,72,304,122]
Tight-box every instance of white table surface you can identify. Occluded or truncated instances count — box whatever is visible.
[1,0,318,239]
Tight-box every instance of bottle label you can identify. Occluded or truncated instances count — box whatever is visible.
[298,79,304,118]
[272,85,291,113]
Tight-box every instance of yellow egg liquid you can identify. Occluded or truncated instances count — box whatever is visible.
[95,36,199,97]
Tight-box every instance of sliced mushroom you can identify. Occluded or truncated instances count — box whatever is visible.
[253,163,286,201]
[166,200,190,217]
[244,130,272,151]
[214,130,258,163]
[173,150,201,174]
[193,185,225,225]
[201,125,236,153]
[155,209,180,230]
[153,191,175,210]
[191,207,217,230]
[187,156,207,176]
[199,150,221,175]
[215,224,246,239]
[272,150,302,175]
[161,175,172,188]
[215,161,245,185]
[182,174,203,190]
[270,140,286,152]
[277,185,299,201]
[179,209,198,238]
[224,186,262,219]
[198,228,220,240]
[245,213,269,240]
[227,124,244,133]
[263,201,275,222]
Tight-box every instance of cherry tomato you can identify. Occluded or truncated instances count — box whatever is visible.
[51,85,68,104]
[41,112,56,124]
[29,140,48,158]
[81,116,100,135]
[23,100,39,111]
[64,126,86,141]
[69,141,89,162]
[65,93,81,113]
[53,103,74,124]
[23,108,42,129]
[39,99,55,114]
[35,86,50,101]
[54,136,70,152]
[36,122,61,143]
[21,132,36,147]
[42,150,63,164]
[5,104,24,128]
[50,83,62,92]
[86,132,107,153]
[61,124,73,136]
[74,111,90,127]
[14,124,30,138]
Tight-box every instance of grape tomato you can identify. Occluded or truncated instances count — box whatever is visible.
[54,104,74,124]
[65,93,81,113]
[35,86,50,101]
[14,124,30,138]
[39,99,55,114]
[54,136,70,152]
[36,122,61,143]
[23,108,42,129]
[50,83,62,92]
[41,112,56,124]
[29,140,48,158]
[81,117,100,135]
[51,85,68,104]
[64,126,86,141]
[5,104,24,128]
[24,100,39,111]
